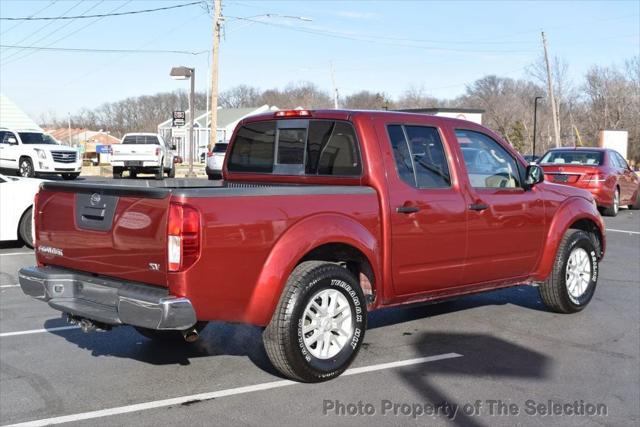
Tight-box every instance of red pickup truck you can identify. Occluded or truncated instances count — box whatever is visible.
[20,110,605,382]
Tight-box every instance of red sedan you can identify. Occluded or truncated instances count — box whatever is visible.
[539,147,640,216]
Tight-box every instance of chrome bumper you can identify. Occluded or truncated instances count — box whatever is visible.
[19,266,196,330]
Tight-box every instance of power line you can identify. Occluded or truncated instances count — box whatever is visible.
[0,45,206,55]
[0,1,202,20]
[0,0,58,37]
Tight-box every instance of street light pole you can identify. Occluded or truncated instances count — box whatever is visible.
[188,67,196,178]
[533,96,543,158]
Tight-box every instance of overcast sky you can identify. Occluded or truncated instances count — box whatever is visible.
[0,0,638,121]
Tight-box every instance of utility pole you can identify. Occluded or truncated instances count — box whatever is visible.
[330,61,339,109]
[542,31,561,148]
[208,0,221,151]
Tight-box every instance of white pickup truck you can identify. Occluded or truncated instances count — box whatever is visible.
[110,133,176,180]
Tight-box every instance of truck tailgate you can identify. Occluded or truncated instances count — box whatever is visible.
[111,145,158,162]
[35,184,170,287]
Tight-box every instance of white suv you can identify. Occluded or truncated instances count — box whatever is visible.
[0,128,81,179]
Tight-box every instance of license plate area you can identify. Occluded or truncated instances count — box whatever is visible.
[553,175,569,183]
[125,161,143,167]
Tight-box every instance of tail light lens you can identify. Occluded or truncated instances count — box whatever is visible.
[167,203,200,272]
[583,173,607,187]
[156,147,161,156]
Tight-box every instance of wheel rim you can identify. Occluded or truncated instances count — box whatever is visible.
[613,189,619,214]
[19,160,32,177]
[301,288,354,359]
[566,247,592,301]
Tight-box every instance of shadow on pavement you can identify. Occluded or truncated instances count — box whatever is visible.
[368,285,548,331]
[45,319,279,376]
[398,332,551,427]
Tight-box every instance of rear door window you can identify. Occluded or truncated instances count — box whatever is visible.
[122,135,160,145]
[227,120,361,176]
[387,124,451,188]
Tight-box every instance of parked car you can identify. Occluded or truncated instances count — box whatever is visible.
[205,142,228,180]
[0,128,81,179]
[110,133,176,180]
[539,147,640,216]
[20,109,605,383]
[0,174,43,247]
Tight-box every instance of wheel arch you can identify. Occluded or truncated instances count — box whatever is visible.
[532,197,605,281]
[244,213,380,326]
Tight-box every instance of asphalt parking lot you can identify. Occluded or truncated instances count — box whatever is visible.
[0,207,638,426]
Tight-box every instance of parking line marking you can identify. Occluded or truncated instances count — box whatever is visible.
[0,284,20,289]
[0,252,33,256]
[0,326,80,337]
[3,352,462,427]
[605,228,640,235]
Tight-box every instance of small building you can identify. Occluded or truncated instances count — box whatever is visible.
[157,105,279,161]
[397,108,484,125]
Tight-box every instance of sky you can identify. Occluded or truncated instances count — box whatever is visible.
[0,0,638,122]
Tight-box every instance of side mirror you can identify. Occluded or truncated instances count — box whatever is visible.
[525,164,544,189]
[171,144,177,150]
[7,137,17,145]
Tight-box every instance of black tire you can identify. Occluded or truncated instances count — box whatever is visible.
[18,207,34,248]
[134,321,208,342]
[112,167,122,179]
[167,163,176,178]
[207,173,222,180]
[155,162,164,180]
[628,189,640,210]
[18,157,35,178]
[263,261,367,382]
[601,187,619,216]
[539,229,599,314]
[129,170,137,179]
[61,173,79,180]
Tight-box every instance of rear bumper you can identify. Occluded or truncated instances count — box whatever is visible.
[18,266,196,330]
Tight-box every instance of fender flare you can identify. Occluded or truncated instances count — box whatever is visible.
[532,197,605,281]
[244,213,380,326]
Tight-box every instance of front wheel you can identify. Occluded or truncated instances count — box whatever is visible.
[263,261,367,382]
[155,161,164,180]
[18,158,35,178]
[167,163,176,178]
[539,229,599,313]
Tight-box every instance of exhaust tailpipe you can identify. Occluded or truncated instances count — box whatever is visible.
[182,327,199,343]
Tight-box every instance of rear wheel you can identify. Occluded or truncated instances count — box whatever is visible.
[628,189,640,210]
[18,207,33,248]
[601,187,619,216]
[263,261,366,382]
[134,321,208,343]
[112,167,123,179]
[18,157,35,178]
[155,161,164,180]
[539,229,599,313]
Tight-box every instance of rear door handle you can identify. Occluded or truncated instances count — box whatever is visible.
[396,206,420,214]
[468,203,489,211]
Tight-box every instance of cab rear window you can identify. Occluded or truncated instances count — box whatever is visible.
[227,120,362,176]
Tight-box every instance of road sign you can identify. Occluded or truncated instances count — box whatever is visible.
[172,111,186,127]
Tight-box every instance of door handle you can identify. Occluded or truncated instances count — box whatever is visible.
[468,203,489,211]
[397,206,420,214]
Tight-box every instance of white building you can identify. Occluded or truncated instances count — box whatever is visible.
[398,108,484,125]
[158,105,278,161]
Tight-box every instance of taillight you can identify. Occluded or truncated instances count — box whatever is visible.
[167,203,200,272]
[156,147,161,156]
[583,173,607,187]
[274,109,312,117]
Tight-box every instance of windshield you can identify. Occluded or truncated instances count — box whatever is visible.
[213,143,228,153]
[122,135,160,145]
[18,132,59,145]
[540,150,603,166]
